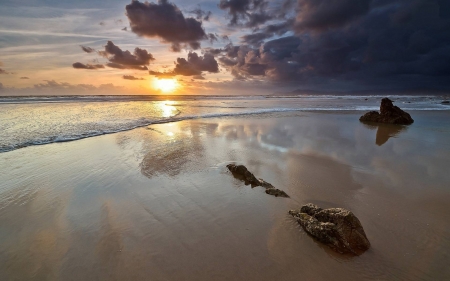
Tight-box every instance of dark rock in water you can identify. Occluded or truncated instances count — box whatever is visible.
[359,98,414,125]
[289,203,370,255]
[442,100,449,104]
[226,164,289,198]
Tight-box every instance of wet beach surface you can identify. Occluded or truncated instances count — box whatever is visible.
[1,111,450,280]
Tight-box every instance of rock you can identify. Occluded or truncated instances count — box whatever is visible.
[226,164,261,186]
[258,179,275,189]
[226,164,289,198]
[359,98,414,125]
[442,100,449,104]
[265,188,290,198]
[289,203,370,255]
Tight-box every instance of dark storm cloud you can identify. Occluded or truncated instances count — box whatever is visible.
[80,46,95,53]
[295,0,371,31]
[149,52,219,77]
[123,75,145,80]
[101,41,154,70]
[219,0,272,27]
[217,0,450,90]
[126,0,207,51]
[72,62,105,70]
[241,19,294,46]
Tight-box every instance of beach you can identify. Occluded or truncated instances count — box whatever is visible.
[1,98,450,280]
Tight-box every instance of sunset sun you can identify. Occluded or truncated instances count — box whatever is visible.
[154,78,178,93]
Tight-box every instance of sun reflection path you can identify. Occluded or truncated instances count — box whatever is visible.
[157,101,180,118]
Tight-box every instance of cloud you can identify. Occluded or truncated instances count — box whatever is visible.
[30,80,124,94]
[20,77,30,79]
[80,46,96,53]
[0,80,127,95]
[189,8,212,21]
[126,0,207,51]
[219,0,272,27]
[72,62,105,70]
[123,75,145,80]
[74,41,154,71]
[106,63,148,71]
[295,0,371,32]
[100,41,155,70]
[0,68,9,74]
[213,0,450,91]
[192,75,205,80]
[149,52,219,77]
[241,19,294,46]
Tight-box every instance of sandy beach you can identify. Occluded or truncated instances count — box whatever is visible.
[1,110,450,280]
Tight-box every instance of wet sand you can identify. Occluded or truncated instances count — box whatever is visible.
[1,111,450,280]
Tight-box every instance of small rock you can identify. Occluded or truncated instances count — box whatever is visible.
[226,164,260,186]
[226,164,289,198]
[265,188,290,198]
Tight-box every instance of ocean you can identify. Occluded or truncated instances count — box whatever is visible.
[1,94,449,153]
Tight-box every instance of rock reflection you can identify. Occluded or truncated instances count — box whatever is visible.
[361,122,407,146]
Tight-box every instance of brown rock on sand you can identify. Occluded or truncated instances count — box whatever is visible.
[289,203,370,255]
[226,164,289,198]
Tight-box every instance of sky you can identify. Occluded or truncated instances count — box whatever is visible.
[0,0,450,95]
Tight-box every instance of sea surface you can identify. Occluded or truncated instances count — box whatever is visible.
[1,94,449,153]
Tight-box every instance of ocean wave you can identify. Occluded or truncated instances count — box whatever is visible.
[0,108,298,153]
[1,105,448,153]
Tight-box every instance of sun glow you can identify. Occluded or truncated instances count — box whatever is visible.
[154,78,178,93]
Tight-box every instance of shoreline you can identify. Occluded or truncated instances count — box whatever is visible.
[1,109,449,154]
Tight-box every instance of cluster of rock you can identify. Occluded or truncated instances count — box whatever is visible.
[360,98,414,125]
[226,164,289,198]
[289,203,371,255]
[226,164,370,255]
